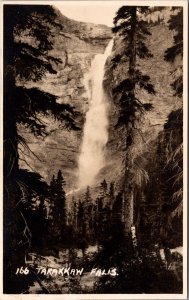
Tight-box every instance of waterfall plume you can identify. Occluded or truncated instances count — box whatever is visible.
[78,40,113,188]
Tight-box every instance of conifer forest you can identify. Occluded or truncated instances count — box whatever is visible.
[3,3,184,295]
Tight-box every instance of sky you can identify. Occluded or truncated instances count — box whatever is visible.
[55,2,123,27]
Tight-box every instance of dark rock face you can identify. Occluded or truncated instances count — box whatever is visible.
[19,11,112,190]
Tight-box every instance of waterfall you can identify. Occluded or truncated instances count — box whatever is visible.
[78,40,113,188]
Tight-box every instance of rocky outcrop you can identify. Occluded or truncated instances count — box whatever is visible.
[19,10,112,189]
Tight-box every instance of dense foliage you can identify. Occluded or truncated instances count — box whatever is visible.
[3,5,79,293]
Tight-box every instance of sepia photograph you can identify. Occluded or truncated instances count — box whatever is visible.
[2,0,187,297]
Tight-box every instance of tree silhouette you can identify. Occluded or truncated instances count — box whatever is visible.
[112,6,156,233]
[100,179,108,198]
[56,170,66,228]
[109,182,115,202]
[3,5,79,292]
[4,5,80,182]
[112,6,155,128]
[162,8,183,241]
[49,170,66,241]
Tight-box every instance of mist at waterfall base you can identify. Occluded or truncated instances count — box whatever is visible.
[76,40,113,190]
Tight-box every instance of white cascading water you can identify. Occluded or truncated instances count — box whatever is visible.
[78,40,113,188]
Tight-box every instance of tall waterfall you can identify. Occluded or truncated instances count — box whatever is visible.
[78,40,113,188]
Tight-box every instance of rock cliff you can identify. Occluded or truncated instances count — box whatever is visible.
[19,8,182,198]
[19,10,112,190]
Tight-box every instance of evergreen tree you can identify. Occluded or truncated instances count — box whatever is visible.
[112,6,155,129]
[108,182,115,210]
[158,110,183,247]
[77,200,86,237]
[100,179,108,198]
[112,6,156,233]
[3,6,79,291]
[83,186,94,241]
[97,197,103,212]
[84,186,92,205]
[162,8,183,242]
[4,5,79,182]
[112,192,123,224]
[71,197,78,230]
[109,182,115,200]
[56,170,66,223]
[49,170,66,241]
[27,194,48,247]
